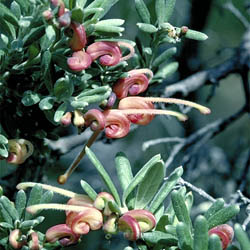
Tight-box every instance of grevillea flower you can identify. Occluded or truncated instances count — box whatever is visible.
[58,11,71,27]
[86,41,134,66]
[9,229,26,249]
[113,69,153,99]
[103,214,118,234]
[66,196,94,216]
[73,110,85,129]
[46,224,80,246]
[66,206,103,234]
[7,139,34,165]
[67,50,92,71]
[83,109,106,131]
[42,10,53,21]
[69,22,87,52]
[102,109,131,138]
[94,192,115,216]
[209,224,234,250]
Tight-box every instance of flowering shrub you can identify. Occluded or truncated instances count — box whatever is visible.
[0,0,249,249]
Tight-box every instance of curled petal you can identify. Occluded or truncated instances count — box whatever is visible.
[209,224,234,250]
[67,50,92,71]
[123,209,156,232]
[7,139,34,164]
[117,41,135,61]
[102,110,130,138]
[128,69,154,82]
[9,229,26,249]
[87,42,122,66]
[69,22,87,51]
[46,224,80,246]
[118,97,155,125]
[118,214,141,241]
[100,92,117,109]
[84,109,105,131]
[103,214,118,234]
[29,232,40,250]
[66,196,94,216]
[66,207,103,234]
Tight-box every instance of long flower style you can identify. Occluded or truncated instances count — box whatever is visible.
[113,69,153,99]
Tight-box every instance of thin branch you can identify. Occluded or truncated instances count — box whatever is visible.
[179,178,216,202]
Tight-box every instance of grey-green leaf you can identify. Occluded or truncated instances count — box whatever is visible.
[21,91,40,106]
[39,97,55,110]
[149,166,183,213]
[152,47,177,68]
[135,0,151,24]
[234,223,250,250]
[80,180,97,201]
[85,147,121,206]
[155,0,167,26]
[54,77,74,101]
[137,23,158,33]
[15,190,27,219]
[142,231,178,245]
[165,0,176,22]
[135,161,164,209]
[0,135,8,144]
[0,196,19,221]
[122,154,161,207]
[115,152,133,192]
[184,29,208,41]
[194,215,208,250]
[54,102,67,123]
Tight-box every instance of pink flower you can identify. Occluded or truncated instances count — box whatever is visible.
[69,22,87,52]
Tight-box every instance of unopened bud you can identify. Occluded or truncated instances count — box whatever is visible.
[60,112,72,126]
[73,110,85,128]
[58,11,71,27]
[43,9,53,21]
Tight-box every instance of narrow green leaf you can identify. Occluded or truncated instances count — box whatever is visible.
[165,225,176,236]
[108,200,121,215]
[39,97,55,110]
[54,77,74,102]
[194,215,208,250]
[204,198,225,220]
[40,191,54,204]
[156,214,172,231]
[69,0,77,10]
[71,8,84,23]
[122,154,161,207]
[0,144,8,158]
[41,51,53,92]
[86,0,103,9]
[25,185,43,220]
[97,19,125,26]
[149,166,183,213]
[137,23,158,33]
[185,191,193,213]
[0,204,12,224]
[85,147,121,206]
[142,231,178,245]
[154,62,179,80]
[21,91,40,106]
[0,19,16,39]
[94,24,124,34]
[10,1,21,20]
[207,204,240,229]
[208,234,222,250]
[45,25,56,48]
[135,161,164,209]
[54,102,67,123]
[0,222,13,229]
[76,0,88,9]
[0,135,8,145]
[115,152,133,192]
[152,47,177,68]
[135,0,151,24]
[0,3,19,27]
[176,222,193,250]
[171,189,192,230]
[97,0,119,19]
[80,180,97,201]
[155,0,167,26]
[0,196,19,221]
[76,86,110,99]
[15,190,27,219]
[234,224,250,250]
[165,0,176,22]
[83,8,104,19]
[20,216,45,229]
[184,29,208,41]
[23,26,45,47]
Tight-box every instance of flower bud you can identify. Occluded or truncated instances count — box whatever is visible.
[209,224,234,250]
[69,22,87,51]
[60,112,72,126]
[103,214,118,234]
[46,224,80,246]
[94,192,115,216]
[58,11,71,27]
[29,232,41,250]
[43,10,53,21]
[73,110,85,129]
[9,229,26,249]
